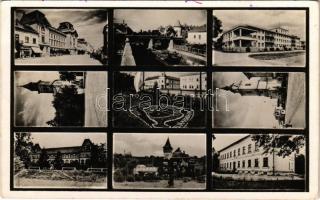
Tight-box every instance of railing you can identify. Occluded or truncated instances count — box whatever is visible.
[173,44,206,57]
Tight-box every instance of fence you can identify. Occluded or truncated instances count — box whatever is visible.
[173,44,206,57]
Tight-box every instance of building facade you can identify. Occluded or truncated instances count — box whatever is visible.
[48,27,67,55]
[30,139,94,165]
[218,135,295,175]
[221,25,304,52]
[187,25,207,45]
[14,20,41,58]
[180,73,207,91]
[144,73,180,90]
[58,22,79,54]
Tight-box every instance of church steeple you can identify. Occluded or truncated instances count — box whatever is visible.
[163,137,173,153]
[20,80,55,94]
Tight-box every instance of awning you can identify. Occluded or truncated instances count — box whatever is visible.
[31,47,43,54]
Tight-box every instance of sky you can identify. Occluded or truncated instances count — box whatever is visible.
[15,71,59,127]
[115,10,206,32]
[213,134,248,152]
[20,9,108,49]
[27,133,106,148]
[113,133,206,157]
[213,134,305,155]
[213,10,306,40]
[213,72,279,128]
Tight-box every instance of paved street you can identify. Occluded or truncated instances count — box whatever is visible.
[85,72,108,127]
[15,54,102,65]
[213,50,305,67]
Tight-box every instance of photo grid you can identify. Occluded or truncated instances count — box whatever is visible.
[11,7,308,192]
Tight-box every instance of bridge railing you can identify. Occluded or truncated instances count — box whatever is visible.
[173,44,206,57]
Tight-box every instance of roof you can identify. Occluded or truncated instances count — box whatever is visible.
[45,146,81,154]
[163,138,173,151]
[145,74,180,82]
[218,135,251,153]
[222,24,298,38]
[20,10,51,27]
[48,26,66,36]
[188,25,207,33]
[15,20,39,35]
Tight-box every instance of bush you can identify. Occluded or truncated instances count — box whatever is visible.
[270,47,274,51]
[276,48,280,51]
[114,170,125,182]
[126,175,135,182]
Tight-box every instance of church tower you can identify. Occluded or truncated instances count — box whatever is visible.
[21,80,57,94]
[163,137,173,159]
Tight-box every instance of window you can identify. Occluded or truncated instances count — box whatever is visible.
[230,152,232,158]
[233,150,236,157]
[248,144,252,153]
[242,160,245,168]
[42,36,45,43]
[237,161,240,168]
[242,146,246,155]
[263,157,268,167]
[248,159,251,168]
[254,158,259,168]
[238,148,240,156]
[194,35,196,39]
[41,26,45,32]
[33,38,36,44]
[198,34,201,39]
[25,36,29,43]
[15,34,19,42]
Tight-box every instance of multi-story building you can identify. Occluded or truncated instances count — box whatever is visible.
[144,73,180,90]
[14,20,41,58]
[48,27,66,55]
[218,135,295,175]
[180,73,207,91]
[30,139,95,165]
[187,25,207,45]
[221,25,304,52]
[58,22,79,54]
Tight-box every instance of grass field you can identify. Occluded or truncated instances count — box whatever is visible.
[14,170,107,188]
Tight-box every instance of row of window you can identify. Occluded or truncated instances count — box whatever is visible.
[221,157,269,169]
[49,39,66,48]
[221,143,259,160]
[49,32,66,42]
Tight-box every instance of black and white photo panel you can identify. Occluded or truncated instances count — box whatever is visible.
[212,10,306,67]
[114,9,207,67]
[13,132,107,189]
[212,72,305,129]
[113,133,206,190]
[211,133,306,191]
[14,8,108,66]
[14,71,108,127]
[112,71,207,128]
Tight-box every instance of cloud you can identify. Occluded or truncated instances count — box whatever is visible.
[213,10,306,40]
[115,10,206,32]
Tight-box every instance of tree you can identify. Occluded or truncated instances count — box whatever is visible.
[14,132,33,169]
[37,149,50,169]
[295,154,305,175]
[212,147,220,172]
[166,26,177,37]
[53,151,64,170]
[251,134,305,157]
[59,72,76,82]
[212,15,223,38]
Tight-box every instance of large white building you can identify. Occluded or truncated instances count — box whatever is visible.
[187,25,207,45]
[221,25,304,52]
[218,135,295,175]
[180,73,207,91]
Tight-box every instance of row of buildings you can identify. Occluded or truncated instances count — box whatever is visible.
[143,72,207,94]
[14,10,94,58]
[221,25,305,52]
[217,135,295,175]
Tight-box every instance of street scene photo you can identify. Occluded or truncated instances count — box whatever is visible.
[14,132,107,188]
[113,133,206,189]
[212,10,306,67]
[113,71,207,128]
[212,134,306,191]
[114,9,207,66]
[15,71,107,127]
[212,72,305,128]
[14,9,108,65]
